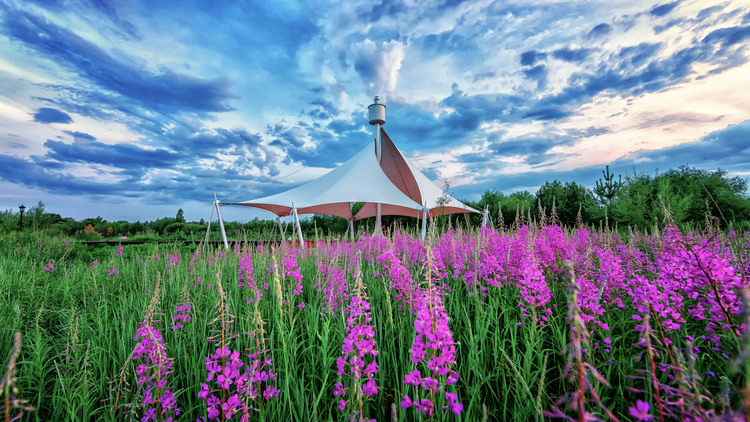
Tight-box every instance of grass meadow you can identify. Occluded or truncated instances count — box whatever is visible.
[1,221,749,421]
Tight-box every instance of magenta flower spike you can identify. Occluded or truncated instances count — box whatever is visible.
[333,256,379,420]
[399,258,463,417]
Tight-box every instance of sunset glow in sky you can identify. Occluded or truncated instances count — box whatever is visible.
[1,0,749,221]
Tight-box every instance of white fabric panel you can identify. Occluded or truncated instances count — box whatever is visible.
[229,144,422,217]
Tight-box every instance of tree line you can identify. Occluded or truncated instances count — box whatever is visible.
[2,165,749,240]
[469,166,750,232]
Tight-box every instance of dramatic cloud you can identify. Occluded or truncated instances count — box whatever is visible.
[0,0,748,220]
[44,133,180,170]
[353,39,405,96]
[1,7,234,115]
[588,23,612,38]
[552,47,593,63]
[621,119,750,171]
[649,2,680,17]
[33,107,72,124]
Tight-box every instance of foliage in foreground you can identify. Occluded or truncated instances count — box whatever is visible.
[2,220,750,421]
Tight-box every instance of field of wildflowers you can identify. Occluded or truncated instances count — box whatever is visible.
[1,219,750,421]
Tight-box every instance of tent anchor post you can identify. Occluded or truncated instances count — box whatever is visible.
[421,202,427,241]
[375,202,382,236]
[348,202,355,242]
[276,216,286,246]
[203,201,215,253]
[214,192,229,251]
[292,204,304,248]
[375,123,382,162]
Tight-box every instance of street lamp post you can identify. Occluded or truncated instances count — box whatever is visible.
[19,204,25,229]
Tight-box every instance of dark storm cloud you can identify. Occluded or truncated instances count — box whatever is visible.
[522,107,571,121]
[618,43,662,67]
[1,7,234,115]
[520,50,547,66]
[33,107,72,124]
[0,153,133,196]
[649,1,680,17]
[552,47,593,63]
[63,130,96,141]
[702,25,750,48]
[44,136,180,169]
[588,23,612,38]
[522,65,548,89]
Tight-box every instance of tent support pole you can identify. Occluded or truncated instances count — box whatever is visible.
[292,204,304,248]
[276,216,285,246]
[214,192,229,251]
[375,202,382,236]
[203,202,215,253]
[373,111,382,235]
[375,123,383,236]
[421,202,427,241]
[349,202,355,242]
[375,123,382,162]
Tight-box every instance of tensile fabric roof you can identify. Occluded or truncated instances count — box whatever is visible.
[225,128,478,220]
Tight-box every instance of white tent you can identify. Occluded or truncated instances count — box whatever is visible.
[225,140,424,219]
[211,97,482,247]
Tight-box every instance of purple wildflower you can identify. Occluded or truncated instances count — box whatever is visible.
[629,400,652,421]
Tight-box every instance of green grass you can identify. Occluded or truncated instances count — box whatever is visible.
[0,233,746,421]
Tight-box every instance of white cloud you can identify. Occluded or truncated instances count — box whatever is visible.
[545,61,750,170]
[352,39,405,97]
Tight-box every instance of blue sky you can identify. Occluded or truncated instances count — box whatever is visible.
[1,0,749,222]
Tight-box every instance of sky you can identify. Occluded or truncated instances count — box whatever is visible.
[0,0,749,222]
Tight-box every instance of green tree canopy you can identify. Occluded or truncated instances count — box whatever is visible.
[610,166,750,229]
[535,180,601,228]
